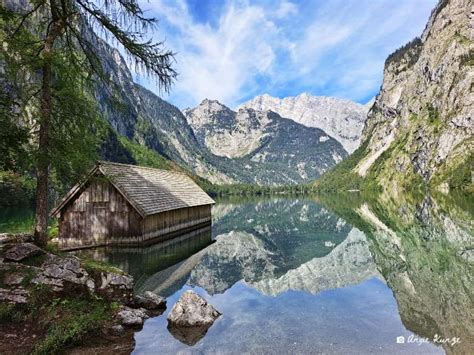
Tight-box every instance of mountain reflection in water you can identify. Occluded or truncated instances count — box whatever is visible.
[81,194,473,354]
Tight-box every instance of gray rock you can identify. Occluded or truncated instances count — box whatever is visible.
[0,287,29,304]
[32,255,95,294]
[3,272,25,286]
[167,290,221,327]
[96,272,134,303]
[133,291,166,310]
[116,306,149,327]
[4,243,44,262]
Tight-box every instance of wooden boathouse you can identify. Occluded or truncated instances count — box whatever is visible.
[51,161,215,250]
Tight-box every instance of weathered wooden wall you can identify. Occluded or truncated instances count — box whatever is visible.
[59,178,142,249]
[142,204,212,240]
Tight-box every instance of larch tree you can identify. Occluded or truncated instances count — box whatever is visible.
[1,0,176,246]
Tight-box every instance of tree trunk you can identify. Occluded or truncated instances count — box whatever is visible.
[34,60,52,247]
[33,11,63,246]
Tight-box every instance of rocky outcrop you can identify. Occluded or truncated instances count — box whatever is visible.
[350,0,473,192]
[0,287,29,304]
[184,99,348,184]
[3,243,44,262]
[240,93,370,153]
[167,290,221,345]
[31,255,96,296]
[95,272,134,304]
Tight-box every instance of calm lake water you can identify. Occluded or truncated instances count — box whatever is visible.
[2,194,473,354]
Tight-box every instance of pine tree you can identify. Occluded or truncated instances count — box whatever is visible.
[1,1,176,246]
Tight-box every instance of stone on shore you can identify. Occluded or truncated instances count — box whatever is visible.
[116,306,149,327]
[4,243,44,262]
[133,291,166,310]
[32,255,95,295]
[96,272,134,303]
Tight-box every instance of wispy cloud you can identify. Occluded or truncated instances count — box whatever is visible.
[136,0,437,108]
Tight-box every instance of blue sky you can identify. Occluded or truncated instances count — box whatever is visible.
[134,0,438,109]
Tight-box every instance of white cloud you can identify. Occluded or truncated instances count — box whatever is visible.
[275,1,298,18]
[136,0,438,108]
[142,0,282,108]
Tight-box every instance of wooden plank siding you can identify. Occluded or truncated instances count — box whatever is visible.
[58,178,212,250]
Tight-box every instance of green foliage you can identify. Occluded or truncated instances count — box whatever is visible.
[0,171,35,207]
[454,31,471,46]
[446,154,473,192]
[0,303,26,323]
[385,37,422,70]
[426,104,441,126]
[32,299,113,355]
[460,49,474,67]
[208,183,316,197]
[118,135,171,170]
[314,139,370,192]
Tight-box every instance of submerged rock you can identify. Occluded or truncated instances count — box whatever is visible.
[4,243,44,262]
[116,306,149,327]
[167,290,221,345]
[133,291,166,310]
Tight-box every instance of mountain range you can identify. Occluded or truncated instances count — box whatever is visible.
[240,93,371,153]
[94,38,365,185]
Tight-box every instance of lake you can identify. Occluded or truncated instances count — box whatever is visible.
[2,194,472,354]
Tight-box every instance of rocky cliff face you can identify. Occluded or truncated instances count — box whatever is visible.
[240,93,370,153]
[184,100,348,184]
[352,0,473,193]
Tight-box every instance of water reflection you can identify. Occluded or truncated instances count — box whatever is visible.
[77,194,472,354]
[345,193,474,355]
[78,227,213,292]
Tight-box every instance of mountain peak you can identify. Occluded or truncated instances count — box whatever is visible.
[239,94,369,153]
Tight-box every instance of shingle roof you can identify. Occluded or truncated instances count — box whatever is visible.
[51,161,215,217]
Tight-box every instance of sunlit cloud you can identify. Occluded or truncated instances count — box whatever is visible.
[136,0,437,108]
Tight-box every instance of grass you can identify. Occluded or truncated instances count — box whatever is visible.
[445,154,473,192]
[32,298,116,355]
[0,303,26,323]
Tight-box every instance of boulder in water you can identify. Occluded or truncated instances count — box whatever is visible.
[167,290,221,345]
